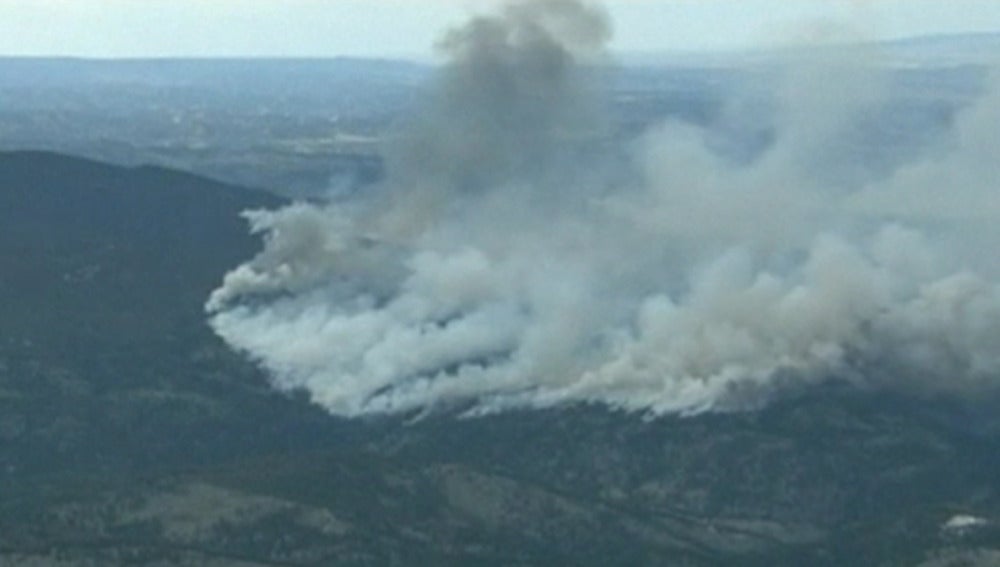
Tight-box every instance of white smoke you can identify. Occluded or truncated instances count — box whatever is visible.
[207,1,1000,417]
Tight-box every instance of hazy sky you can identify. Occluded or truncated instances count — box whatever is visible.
[1,0,999,59]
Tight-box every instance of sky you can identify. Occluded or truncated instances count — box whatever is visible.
[0,0,999,59]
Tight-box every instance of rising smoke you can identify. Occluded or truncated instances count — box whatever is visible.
[207,0,1000,417]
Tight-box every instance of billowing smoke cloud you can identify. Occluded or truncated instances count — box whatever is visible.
[207,0,1000,417]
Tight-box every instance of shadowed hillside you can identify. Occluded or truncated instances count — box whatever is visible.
[0,152,998,566]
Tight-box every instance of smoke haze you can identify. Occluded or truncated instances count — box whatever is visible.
[207,0,1000,417]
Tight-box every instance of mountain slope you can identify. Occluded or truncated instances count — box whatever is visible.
[0,150,282,349]
[0,152,998,566]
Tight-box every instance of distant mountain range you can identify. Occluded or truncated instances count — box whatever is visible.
[1,151,998,565]
[622,31,1000,68]
[0,56,429,88]
[3,31,997,74]
[881,32,1000,63]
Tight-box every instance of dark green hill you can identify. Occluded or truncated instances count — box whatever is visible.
[0,150,282,351]
[0,151,997,566]
[0,151,340,472]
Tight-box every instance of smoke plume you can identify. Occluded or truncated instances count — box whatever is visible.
[207,1,1000,417]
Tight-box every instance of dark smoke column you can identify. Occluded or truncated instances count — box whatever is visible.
[384,0,611,229]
